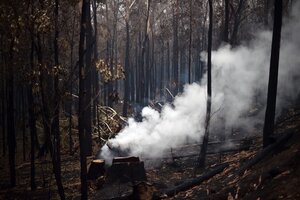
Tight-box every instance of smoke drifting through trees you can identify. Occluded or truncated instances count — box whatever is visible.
[100,2,300,163]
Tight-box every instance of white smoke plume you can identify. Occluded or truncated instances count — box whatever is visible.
[100,83,208,163]
[100,3,300,163]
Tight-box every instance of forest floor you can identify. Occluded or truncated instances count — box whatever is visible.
[0,107,300,200]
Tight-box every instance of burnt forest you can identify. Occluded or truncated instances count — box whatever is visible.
[1,0,300,199]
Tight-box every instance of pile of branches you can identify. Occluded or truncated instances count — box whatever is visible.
[93,106,127,146]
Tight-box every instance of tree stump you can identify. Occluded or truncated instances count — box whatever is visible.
[87,159,105,180]
[112,156,140,164]
[106,156,147,183]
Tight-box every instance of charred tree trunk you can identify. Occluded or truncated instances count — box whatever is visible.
[135,33,141,104]
[123,0,130,116]
[78,0,89,199]
[264,0,272,27]
[224,0,229,43]
[263,0,283,148]
[230,0,245,45]
[1,51,6,156]
[140,0,151,105]
[68,14,76,156]
[21,88,26,161]
[188,0,193,84]
[52,0,66,198]
[150,37,155,100]
[37,34,52,157]
[85,1,93,156]
[7,41,16,187]
[172,0,179,94]
[92,0,100,128]
[28,2,36,189]
[27,83,37,191]
[123,19,130,117]
[137,31,143,104]
[1,81,5,156]
[198,0,213,168]
[27,85,36,190]
[166,41,170,95]
[130,44,135,103]
[145,31,151,102]
[160,42,165,98]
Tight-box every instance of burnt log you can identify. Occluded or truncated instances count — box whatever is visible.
[237,132,293,175]
[87,159,105,180]
[161,163,229,198]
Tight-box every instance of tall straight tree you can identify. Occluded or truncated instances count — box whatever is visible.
[85,0,93,156]
[7,40,16,187]
[92,0,99,127]
[188,0,193,84]
[230,0,245,45]
[140,0,151,105]
[1,62,6,156]
[198,0,213,168]
[123,0,131,117]
[52,0,66,198]
[263,0,283,147]
[224,0,229,43]
[78,0,89,199]
[172,0,179,93]
[28,0,36,189]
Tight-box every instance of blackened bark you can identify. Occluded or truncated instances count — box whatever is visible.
[1,59,6,156]
[230,0,245,45]
[92,0,100,129]
[160,43,165,98]
[28,2,36,189]
[79,0,89,199]
[198,0,213,168]
[52,0,66,198]
[140,31,145,104]
[130,44,135,102]
[135,33,141,103]
[140,0,151,105]
[172,0,179,93]
[22,87,26,161]
[1,85,5,156]
[37,34,52,157]
[224,0,229,43]
[150,38,155,100]
[264,0,271,26]
[145,31,150,102]
[7,41,16,187]
[166,41,170,92]
[68,15,76,156]
[123,20,130,117]
[188,0,192,84]
[51,0,65,199]
[85,1,93,156]
[263,0,282,147]
[27,85,36,190]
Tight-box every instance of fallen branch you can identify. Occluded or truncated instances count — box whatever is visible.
[237,131,293,175]
[160,163,229,198]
